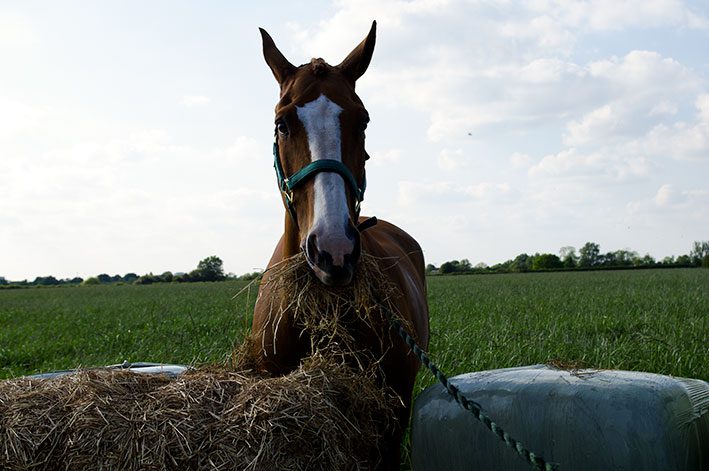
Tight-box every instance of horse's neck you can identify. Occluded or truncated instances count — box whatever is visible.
[282,213,301,258]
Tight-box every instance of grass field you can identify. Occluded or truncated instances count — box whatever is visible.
[1,268,707,383]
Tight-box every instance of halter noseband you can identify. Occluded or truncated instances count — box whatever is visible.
[273,134,367,224]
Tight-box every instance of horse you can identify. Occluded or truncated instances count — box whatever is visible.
[252,21,430,469]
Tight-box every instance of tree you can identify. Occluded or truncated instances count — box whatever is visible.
[690,241,709,266]
[160,271,174,283]
[676,254,692,265]
[174,273,191,283]
[196,256,225,281]
[661,256,675,265]
[637,254,656,266]
[33,276,59,286]
[439,261,457,274]
[532,254,563,270]
[0,276,7,286]
[97,273,112,284]
[437,259,475,274]
[579,242,600,268]
[134,273,159,285]
[559,246,577,268]
[238,271,263,281]
[425,264,438,274]
[510,253,531,272]
[615,250,638,267]
[123,273,139,283]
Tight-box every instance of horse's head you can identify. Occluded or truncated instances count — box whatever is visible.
[260,22,375,287]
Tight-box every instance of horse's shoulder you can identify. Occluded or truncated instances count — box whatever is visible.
[360,217,424,265]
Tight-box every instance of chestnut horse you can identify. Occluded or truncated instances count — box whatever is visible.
[252,22,429,469]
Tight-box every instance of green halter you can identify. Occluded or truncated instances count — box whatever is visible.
[273,137,367,223]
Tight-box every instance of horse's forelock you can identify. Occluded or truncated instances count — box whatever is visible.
[308,58,330,78]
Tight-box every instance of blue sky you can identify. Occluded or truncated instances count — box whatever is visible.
[1,0,708,280]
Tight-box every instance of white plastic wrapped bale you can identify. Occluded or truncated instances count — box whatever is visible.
[411,365,708,471]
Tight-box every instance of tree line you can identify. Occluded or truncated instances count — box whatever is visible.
[0,256,262,289]
[3,241,707,288]
[427,240,709,275]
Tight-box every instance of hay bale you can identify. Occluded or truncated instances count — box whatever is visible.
[0,253,400,470]
[0,355,393,470]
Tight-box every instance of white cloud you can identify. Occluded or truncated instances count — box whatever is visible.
[287,0,451,61]
[624,93,709,161]
[525,0,709,32]
[510,152,532,169]
[437,148,467,171]
[498,14,577,56]
[529,147,649,180]
[649,100,678,117]
[654,184,681,206]
[555,51,704,156]
[397,180,513,207]
[0,11,36,47]
[588,50,699,93]
[365,47,703,144]
[0,97,47,139]
[626,184,709,234]
[565,104,618,146]
[180,95,211,107]
[369,148,402,167]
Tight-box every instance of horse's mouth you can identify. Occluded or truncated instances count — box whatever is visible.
[303,248,356,287]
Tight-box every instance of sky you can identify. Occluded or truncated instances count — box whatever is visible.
[1,0,708,280]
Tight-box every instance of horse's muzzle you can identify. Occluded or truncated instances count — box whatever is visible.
[303,221,361,287]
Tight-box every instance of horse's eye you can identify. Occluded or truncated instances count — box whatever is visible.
[276,120,289,136]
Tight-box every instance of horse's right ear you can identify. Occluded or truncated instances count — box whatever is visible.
[259,28,296,84]
[337,21,376,84]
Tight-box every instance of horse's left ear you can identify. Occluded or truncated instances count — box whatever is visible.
[259,27,296,85]
[337,21,376,83]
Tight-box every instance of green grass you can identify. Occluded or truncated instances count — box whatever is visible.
[0,281,258,379]
[1,269,706,381]
[416,268,708,395]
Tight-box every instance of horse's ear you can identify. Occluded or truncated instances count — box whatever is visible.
[337,21,376,83]
[259,28,296,84]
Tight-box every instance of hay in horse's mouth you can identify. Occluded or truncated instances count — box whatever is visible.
[0,252,401,470]
[258,251,405,366]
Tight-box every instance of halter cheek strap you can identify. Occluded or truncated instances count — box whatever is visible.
[273,136,367,224]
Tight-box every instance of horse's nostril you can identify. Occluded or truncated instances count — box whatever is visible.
[306,233,319,264]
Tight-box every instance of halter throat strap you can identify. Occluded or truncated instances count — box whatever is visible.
[273,137,367,223]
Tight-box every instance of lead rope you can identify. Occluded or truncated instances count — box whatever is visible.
[357,218,555,468]
[379,305,559,471]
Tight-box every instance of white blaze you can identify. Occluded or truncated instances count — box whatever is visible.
[296,94,351,263]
